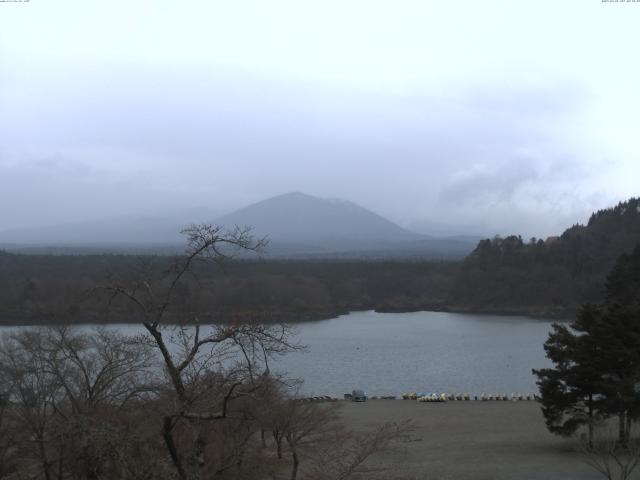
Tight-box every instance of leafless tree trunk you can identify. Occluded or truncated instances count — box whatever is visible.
[103,224,299,480]
[288,440,299,480]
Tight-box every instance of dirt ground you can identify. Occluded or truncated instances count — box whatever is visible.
[338,400,603,480]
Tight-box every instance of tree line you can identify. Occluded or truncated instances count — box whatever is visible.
[1,197,639,325]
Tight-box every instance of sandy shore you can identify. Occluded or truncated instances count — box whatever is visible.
[338,400,601,480]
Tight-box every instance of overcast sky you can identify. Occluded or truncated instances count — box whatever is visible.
[1,0,639,237]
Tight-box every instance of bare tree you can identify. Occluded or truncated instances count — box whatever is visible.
[0,376,17,479]
[581,426,640,480]
[0,330,64,480]
[0,225,408,480]
[261,392,412,480]
[283,401,341,480]
[42,327,157,480]
[305,421,412,480]
[0,327,158,480]
[103,224,300,480]
[40,327,156,411]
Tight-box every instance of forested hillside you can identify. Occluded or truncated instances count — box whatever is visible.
[451,197,640,315]
[0,253,457,324]
[1,198,639,324]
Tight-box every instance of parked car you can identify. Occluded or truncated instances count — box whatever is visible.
[351,389,367,402]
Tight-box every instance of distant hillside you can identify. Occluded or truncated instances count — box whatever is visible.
[0,208,220,247]
[216,192,476,258]
[452,197,640,316]
[0,193,477,258]
[0,216,181,245]
[465,197,640,274]
[551,197,640,274]
[216,192,421,243]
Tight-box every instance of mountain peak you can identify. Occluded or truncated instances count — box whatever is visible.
[265,192,351,206]
[217,193,421,246]
[273,191,314,200]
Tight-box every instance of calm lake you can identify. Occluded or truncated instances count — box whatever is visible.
[275,310,556,397]
[0,311,557,397]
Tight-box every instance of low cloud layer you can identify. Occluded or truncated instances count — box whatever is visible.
[1,1,638,238]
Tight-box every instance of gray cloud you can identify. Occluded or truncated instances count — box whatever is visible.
[0,62,622,237]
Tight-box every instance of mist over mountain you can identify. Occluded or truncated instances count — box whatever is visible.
[214,192,478,258]
[0,192,477,258]
[216,192,420,242]
[0,207,221,248]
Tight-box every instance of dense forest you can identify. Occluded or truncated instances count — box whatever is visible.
[1,198,639,324]
[454,197,640,315]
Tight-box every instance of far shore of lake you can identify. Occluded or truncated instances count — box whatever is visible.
[0,304,572,327]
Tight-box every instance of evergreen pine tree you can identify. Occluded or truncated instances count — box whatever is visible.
[534,245,640,445]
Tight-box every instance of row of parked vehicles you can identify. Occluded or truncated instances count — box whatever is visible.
[342,391,537,403]
[402,392,536,401]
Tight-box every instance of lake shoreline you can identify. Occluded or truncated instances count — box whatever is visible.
[0,304,572,327]
[374,303,572,321]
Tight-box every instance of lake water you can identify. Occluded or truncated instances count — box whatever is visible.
[275,310,555,397]
[0,310,557,397]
